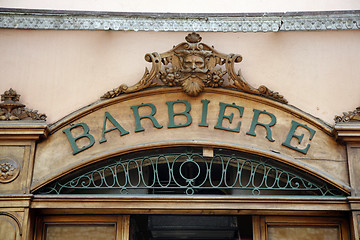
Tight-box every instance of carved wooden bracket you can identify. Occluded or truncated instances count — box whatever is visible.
[0,88,46,121]
[335,107,360,123]
[101,32,287,104]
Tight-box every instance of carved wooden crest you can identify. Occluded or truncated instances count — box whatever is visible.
[102,32,287,103]
[0,88,46,121]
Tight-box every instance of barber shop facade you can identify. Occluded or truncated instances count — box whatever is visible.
[0,9,360,240]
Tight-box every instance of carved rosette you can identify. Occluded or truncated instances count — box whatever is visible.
[102,32,287,104]
[0,88,47,121]
[335,107,360,123]
[0,158,20,183]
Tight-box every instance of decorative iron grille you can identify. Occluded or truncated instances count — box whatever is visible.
[36,150,346,196]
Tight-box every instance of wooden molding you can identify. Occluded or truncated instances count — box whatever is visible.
[0,122,49,140]
[0,194,32,208]
[334,122,360,143]
[345,197,360,211]
[31,195,350,213]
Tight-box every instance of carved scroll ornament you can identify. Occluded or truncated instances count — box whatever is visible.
[102,32,287,104]
[0,88,46,121]
[335,107,360,123]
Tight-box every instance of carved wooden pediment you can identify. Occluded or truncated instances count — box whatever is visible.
[0,88,46,121]
[102,32,287,104]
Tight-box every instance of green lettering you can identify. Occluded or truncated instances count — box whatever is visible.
[63,123,95,155]
[199,99,210,127]
[131,103,163,132]
[246,109,276,142]
[166,100,192,128]
[214,102,244,132]
[282,120,316,154]
[99,112,129,143]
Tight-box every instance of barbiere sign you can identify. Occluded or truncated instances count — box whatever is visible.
[32,33,348,191]
[63,98,315,156]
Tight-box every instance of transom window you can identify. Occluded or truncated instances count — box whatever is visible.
[36,147,346,197]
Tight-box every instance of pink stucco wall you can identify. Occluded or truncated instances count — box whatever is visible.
[0,30,359,124]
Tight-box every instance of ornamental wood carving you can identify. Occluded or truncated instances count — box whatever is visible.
[0,158,20,183]
[0,88,46,121]
[101,32,287,103]
[335,107,360,123]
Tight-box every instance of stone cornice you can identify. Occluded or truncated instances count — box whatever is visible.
[0,8,359,32]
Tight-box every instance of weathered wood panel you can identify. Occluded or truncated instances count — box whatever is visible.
[33,88,348,191]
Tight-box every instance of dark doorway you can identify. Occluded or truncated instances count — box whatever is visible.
[130,215,253,240]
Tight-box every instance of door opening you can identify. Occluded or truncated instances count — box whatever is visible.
[130,215,253,240]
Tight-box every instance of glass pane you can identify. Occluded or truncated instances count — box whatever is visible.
[45,224,115,240]
[268,226,339,240]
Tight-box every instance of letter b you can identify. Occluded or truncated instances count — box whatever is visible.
[63,123,95,155]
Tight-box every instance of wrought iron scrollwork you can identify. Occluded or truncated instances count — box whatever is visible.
[37,151,345,197]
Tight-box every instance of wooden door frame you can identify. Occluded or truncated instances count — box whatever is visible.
[33,213,351,240]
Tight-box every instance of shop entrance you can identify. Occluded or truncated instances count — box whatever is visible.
[33,147,351,239]
[34,214,349,240]
[131,215,252,240]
